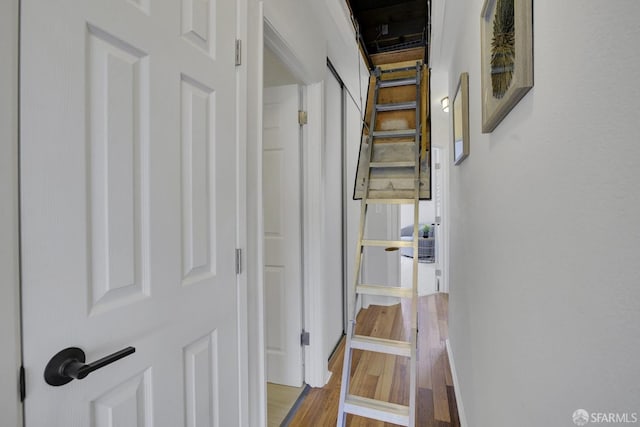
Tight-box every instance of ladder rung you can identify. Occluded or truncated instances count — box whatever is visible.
[351,335,412,357]
[344,395,410,425]
[366,199,415,205]
[370,161,415,168]
[361,239,412,248]
[378,77,417,88]
[372,129,416,138]
[380,65,419,74]
[376,101,417,112]
[356,284,412,298]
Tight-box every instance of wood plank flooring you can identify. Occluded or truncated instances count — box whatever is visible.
[267,383,306,427]
[287,294,459,426]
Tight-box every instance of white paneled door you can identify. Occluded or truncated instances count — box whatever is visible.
[20,0,240,425]
[263,85,303,387]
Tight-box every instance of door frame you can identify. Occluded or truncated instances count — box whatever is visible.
[0,0,23,424]
[245,6,330,424]
[432,145,450,293]
[262,13,329,388]
[236,0,250,424]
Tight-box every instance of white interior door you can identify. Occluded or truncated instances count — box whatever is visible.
[263,85,303,387]
[20,0,240,425]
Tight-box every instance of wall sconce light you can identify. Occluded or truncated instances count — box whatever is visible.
[440,97,450,112]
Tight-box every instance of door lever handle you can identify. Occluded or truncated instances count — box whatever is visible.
[44,346,136,386]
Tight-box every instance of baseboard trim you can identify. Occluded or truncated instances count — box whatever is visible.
[445,339,469,427]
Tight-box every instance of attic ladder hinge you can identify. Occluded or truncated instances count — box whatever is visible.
[235,248,242,275]
[298,110,308,125]
[300,330,310,346]
[235,39,242,66]
[19,366,25,402]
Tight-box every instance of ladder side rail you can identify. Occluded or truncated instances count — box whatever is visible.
[337,67,382,427]
[411,62,421,332]
[408,61,422,427]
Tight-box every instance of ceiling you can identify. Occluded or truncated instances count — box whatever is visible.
[346,0,430,59]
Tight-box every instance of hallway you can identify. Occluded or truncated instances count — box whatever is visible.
[288,294,460,426]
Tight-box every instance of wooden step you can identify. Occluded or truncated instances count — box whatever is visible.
[351,335,412,357]
[353,141,431,200]
[371,141,417,164]
[356,284,412,298]
[376,101,417,112]
[344,395,410,425]
[372,129,416,138]
[378,77,417,88]
[369,175,419,189]
[362,239,412,248]
[380,65,419,74]
[365,198,415,205]
[369,161,416,168]
[366,190,420,200]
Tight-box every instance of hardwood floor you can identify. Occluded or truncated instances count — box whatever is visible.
[287,294,460,426]
[267,383,306,427]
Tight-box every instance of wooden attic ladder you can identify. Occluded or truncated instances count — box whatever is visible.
[337,61,430,426]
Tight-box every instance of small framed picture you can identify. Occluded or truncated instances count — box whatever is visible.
[453,72,470,165]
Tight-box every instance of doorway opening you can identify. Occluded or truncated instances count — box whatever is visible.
[263,42,306,426]
[398,146,444,296]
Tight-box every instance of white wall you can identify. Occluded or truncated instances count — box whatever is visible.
[307,0,376,318]
[432,1,640,426]
[0,0,22,425]
[309,0,371,112]
[263,0,325,83]
[263,45,301,87]
[307,0,375,316]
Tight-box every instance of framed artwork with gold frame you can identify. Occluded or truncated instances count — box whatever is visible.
[480,0,533,133]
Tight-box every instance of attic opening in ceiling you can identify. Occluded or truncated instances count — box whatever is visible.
[346,0,431,66]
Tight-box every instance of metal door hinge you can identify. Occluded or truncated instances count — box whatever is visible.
[298,110,308,125]
[235,40,242,66]
[435,216,441,224]
[300,330,310,346]
[235,248,242,275]
[435,163,441,170]
[19,366,25,402]
[435,269,442,277]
